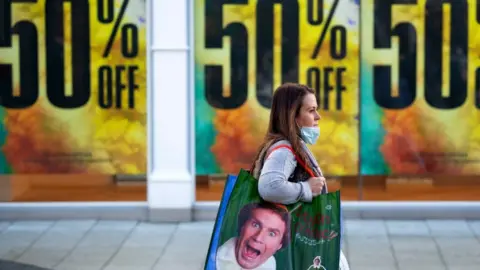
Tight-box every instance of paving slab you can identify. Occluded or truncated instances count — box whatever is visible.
[386,220,431,236]
[0,222,11,233]
[0,259,52,270]
[426,220,474,237]
[467,220,480,236]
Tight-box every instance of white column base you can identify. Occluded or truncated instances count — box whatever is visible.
[148,181,194,222]
[148,173,195,222]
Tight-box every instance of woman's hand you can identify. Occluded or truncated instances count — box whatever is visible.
[307,176,326,196]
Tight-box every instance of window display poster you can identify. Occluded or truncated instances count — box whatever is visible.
[194,0,360,176]
[360,0,480,175]
[0,0,146,174]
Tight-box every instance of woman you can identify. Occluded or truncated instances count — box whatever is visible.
[250,82,350,270]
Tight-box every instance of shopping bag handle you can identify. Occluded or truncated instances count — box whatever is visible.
[266,144,315,178]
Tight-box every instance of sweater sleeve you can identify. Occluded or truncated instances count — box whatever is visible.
[257,147,313,204]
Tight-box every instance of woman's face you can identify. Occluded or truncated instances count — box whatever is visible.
[295,93,321,127]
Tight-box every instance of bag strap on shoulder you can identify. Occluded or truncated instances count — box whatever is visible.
[266,144,315,178]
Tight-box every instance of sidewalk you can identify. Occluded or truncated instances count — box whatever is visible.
[0,220,479,270]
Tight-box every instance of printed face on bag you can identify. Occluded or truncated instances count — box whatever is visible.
[235,207,287,269]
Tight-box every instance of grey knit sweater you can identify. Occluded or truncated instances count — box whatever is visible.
[256,139,327,205]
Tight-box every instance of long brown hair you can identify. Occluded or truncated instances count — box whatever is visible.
[251,83,316,177]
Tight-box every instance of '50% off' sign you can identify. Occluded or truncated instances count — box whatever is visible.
[0,0,142,110]
[201,0,356,111]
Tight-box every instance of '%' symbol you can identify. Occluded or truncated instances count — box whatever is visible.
[97,0,139,58]
[308,0,347,60]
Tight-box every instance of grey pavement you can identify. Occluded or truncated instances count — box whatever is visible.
[0,219,479,270]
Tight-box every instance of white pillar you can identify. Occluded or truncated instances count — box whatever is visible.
[147,0,195,222]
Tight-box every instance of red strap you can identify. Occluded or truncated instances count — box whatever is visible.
[266,144,315,177]
[274,204,288,211]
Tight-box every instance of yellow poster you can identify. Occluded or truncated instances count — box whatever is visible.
[0,0,146,174]
[194,0,359,176]
[361,0,480,175]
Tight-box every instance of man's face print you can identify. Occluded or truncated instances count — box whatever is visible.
[235,208,286,269]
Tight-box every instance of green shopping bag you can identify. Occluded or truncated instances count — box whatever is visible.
[204,168,342,270]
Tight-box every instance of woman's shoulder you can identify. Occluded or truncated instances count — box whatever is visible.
[268,139,292,149]
[266,140,296,159]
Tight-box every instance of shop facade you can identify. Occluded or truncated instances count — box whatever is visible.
[1,0,480,221]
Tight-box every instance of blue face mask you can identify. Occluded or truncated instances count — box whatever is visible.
[299,126,320,145]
